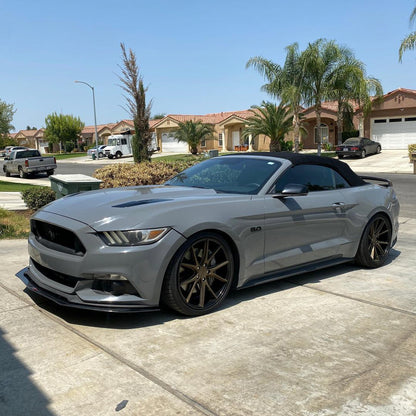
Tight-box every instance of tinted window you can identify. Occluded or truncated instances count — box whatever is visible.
[343,138,361,145]
[273,164,350,193]
[16,150,41,158]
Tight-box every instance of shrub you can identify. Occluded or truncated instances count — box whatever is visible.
[323,142,333,151]
[281,140,293,151]
[342,130,359,142]
[408,144,416,161]
[21,188,56,210]
[94,160,199,188]
[65,141,75,153]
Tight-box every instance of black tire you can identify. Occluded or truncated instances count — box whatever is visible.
[355,214,392,268]
[98,152,103,158]
[18,167,27,179]
[115,151,122,159]
[46,169,54,176]
[161,232,235,316]
[108,155,114,159]
[338,154,344,159]
[360,149,366,159]
[5,170,10,177]
[376,146,381,154]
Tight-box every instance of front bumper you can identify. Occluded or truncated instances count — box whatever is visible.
[24,210,187,312]
[17,267,159,313]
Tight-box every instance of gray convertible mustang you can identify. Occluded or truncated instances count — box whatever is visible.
[18,152,400,316]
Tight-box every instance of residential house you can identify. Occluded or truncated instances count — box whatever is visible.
[11,87,416,154]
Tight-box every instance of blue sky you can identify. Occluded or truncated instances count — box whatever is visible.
[1,0,416,131]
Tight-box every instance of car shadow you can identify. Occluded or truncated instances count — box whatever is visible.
[25,248,401,329]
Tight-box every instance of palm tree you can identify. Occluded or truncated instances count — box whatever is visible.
[329,57,383,144]
[246,43,307,152]
[243,102,293,152]
[174,120,214,154]
[399,4,416,61]
[302,39,351,155]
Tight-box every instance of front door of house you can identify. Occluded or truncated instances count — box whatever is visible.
[232,131,240,148]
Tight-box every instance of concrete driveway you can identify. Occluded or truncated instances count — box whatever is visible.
[1,214,416,415]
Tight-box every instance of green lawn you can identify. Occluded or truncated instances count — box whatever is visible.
[50,152,87,160]
[0,208,31,239]
[0,180,44,192]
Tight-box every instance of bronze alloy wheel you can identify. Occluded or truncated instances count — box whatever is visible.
[162,232,234,316]
[355,214,392,268]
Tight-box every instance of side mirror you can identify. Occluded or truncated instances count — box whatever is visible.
[273,183,308,199]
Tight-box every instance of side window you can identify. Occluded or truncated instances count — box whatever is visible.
[121,138,127,145]
[272,164,350,193]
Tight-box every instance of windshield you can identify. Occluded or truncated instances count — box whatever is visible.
[165,157,281,194]
[107,138,120,146]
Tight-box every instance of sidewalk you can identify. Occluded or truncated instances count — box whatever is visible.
[0,192,27,210]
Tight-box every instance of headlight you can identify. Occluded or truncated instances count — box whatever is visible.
[99,228,170,246]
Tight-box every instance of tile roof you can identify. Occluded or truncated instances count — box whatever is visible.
[162,110,254,126]
[17,129,38,137]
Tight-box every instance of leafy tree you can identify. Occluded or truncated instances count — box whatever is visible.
[399,4,416,61]
[151,113,166,120]
[247,43,307,153]
[0,136,17,149]
[243,102,293,152]
[0,99,16,135]
[26,125,37,130]
[328,55,383,144]
[44,113,84,152]
[174,120,214,154]
[302,39,350,155]
[118,43,153,163]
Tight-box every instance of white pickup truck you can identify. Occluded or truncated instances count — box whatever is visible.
[3,149,57,178]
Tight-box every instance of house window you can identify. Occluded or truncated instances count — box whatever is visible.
[218,133,223,147]
[389,118,402,122]
[201,139,206,147]
[374,119,387,123]
[314,124,329,144]
[405,117,416,122]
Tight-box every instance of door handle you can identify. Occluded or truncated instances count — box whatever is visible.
[332,202,345,213]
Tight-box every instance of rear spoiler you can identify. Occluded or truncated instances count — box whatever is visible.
[360,175,392,187]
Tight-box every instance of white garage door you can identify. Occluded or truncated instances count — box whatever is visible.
[161,133,189,153]
[371,116,416,149]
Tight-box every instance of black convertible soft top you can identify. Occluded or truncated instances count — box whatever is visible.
[226,151,367,187]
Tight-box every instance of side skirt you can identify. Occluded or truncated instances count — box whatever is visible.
[239,256,353,290]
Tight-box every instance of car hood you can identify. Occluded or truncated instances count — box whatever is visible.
[39,185,225,231]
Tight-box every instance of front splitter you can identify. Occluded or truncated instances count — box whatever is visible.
[16,267,160,313]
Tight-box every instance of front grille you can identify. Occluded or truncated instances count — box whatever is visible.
[31,219,86,256]
[31,259,82,288]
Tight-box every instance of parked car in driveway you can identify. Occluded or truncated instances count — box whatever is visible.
[18,152,399,316]
[336,137,381,159]
[87,145,107,158]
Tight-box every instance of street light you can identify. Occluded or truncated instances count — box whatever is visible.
[75,80,99,159]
